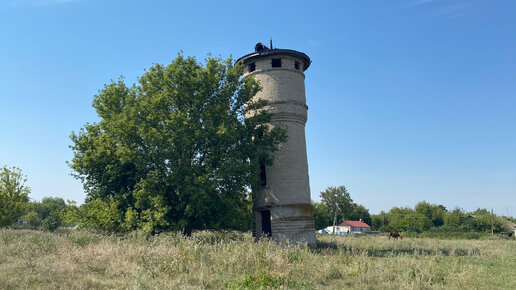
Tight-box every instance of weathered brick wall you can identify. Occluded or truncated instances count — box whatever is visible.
[244,53,316,246]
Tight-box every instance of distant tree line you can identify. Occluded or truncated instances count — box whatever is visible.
[0,165,77,230]
[2,167,514,236]
[369,202,512,234]
[312,186,514,235]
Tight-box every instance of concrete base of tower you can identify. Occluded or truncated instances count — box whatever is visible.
[253,203,317,246]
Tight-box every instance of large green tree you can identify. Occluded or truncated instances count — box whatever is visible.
[348,204,372,226]
[0,166,30,226]
[69,54,285,234]
[313,199,372,231]
[312,201,333,230]
[320,185,354,234]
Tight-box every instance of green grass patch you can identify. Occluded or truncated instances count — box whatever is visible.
[0,229,514,289]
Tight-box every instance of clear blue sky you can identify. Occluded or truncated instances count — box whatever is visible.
[1,0,515,215]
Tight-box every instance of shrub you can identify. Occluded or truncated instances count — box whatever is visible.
[42,213,62,231]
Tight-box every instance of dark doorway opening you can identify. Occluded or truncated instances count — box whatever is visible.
[261,210,271,237]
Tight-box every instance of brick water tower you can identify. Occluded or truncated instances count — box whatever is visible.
[237,42,316,246]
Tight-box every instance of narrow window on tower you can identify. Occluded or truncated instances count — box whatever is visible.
[249,62,255,72]
[294,61,300,70]
[260,162,267,186]
[271,58,281,68]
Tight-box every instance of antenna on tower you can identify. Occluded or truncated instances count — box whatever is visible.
[270,38,273,49]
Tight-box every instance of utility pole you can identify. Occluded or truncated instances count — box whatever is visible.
[333,210,337,235]
[491,209,494,235]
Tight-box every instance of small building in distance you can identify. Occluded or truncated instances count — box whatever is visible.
[325,219,371,235]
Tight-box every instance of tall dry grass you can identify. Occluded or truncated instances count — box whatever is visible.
[0,229,514,289]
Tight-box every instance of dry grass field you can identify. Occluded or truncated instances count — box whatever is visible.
[0,229,515,289]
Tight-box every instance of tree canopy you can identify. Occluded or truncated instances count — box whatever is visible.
[369,202,510,234]
[320,186,355,233]
[0,166,30,226]
[314,186,373,231]
[69,54,285,234]
[24,197,69,231]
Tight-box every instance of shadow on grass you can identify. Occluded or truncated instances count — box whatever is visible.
[314,240,479,257]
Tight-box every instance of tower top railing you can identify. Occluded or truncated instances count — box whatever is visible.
[236,43,311,71]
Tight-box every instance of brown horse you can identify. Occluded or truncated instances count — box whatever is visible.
[387,232,402,240]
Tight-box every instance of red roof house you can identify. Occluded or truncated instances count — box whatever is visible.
[338,220,370,228]
[323,219,372,235]
[337,220,371,233]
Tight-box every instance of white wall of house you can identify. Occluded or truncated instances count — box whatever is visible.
[324,225,370,234]
[352,227,371,233]
[324,226,349,235]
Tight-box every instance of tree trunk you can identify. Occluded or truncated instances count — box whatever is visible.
[332,211,337,234]
[182,226,192,237]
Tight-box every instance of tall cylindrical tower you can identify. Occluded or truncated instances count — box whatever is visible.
[237,43,316,245]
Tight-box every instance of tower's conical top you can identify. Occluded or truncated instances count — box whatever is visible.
[236,42,311,71]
